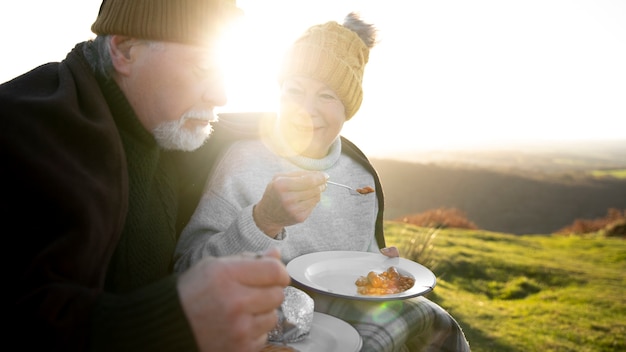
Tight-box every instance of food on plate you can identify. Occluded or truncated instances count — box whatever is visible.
[355,266,415,295]
[267,286,314,343]
[356,186,375,194]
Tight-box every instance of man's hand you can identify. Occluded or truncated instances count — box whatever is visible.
[253,171,328,237]
[177,248,291,352]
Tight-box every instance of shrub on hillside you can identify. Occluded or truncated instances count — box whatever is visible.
[556,208,626,237]
[605,219,626,237]
[396,207,479,230]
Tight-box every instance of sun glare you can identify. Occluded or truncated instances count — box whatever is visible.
[213,1,626,157]
[216,13,285,115]
[215,0,365,115]
[1,1,623,157]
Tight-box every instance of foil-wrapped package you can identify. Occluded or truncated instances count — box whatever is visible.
[268,286,314,343]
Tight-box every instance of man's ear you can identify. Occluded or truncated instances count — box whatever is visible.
[109,35,136,76]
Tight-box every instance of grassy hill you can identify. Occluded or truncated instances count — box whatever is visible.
[383,221,625,352]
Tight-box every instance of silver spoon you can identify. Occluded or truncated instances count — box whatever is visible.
[326,181,361,195]
[327,181,374,196]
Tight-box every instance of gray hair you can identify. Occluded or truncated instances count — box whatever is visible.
[82,36,166,78]
[82,35,115,78]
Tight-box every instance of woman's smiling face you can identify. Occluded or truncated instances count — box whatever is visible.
[278,76,346,158]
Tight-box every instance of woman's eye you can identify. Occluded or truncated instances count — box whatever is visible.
[320,93,338,101]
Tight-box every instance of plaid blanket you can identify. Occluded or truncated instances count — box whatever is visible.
[306,291,471,352]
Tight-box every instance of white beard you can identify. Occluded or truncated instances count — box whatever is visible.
[152,112,216,151]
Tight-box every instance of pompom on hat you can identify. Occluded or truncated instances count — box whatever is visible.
[278,12,377,120]
[91,0,241,46]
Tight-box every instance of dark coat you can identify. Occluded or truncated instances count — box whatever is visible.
[1,43,201,351]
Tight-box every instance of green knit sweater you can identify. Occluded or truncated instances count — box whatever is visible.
[100,77,179,292]
[91,76,197,351]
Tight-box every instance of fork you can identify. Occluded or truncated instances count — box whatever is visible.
[326,180,362,195]
[277,306,300,344]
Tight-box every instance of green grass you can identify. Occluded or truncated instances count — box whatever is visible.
[384,221,626,352]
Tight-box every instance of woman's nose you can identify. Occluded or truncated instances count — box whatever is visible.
[301,95,319,115]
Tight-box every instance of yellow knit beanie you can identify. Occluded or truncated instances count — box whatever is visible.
[278,13,377,120]
[91,0,240,46]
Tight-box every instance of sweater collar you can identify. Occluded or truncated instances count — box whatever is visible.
[93,65,157,149]
[268,124,342,170]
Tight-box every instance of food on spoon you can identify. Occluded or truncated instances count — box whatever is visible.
[355,266,415,295]
[356,186,375,194]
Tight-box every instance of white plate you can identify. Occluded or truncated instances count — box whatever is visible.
[287,251,436,301]
[285,312,362,352]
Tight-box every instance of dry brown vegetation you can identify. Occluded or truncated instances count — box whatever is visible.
[395,207,478,230]
[395,206,626,238]
[555,208,626,237]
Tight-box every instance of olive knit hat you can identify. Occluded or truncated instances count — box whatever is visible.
[91,0,240,46]
[278,13,377,120]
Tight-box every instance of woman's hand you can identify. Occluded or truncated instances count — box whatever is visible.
[253,171,328,237]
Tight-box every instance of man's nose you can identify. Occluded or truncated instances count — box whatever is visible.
[202,77,228,107]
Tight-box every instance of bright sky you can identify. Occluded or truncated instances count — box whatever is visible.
[1,0,625,157]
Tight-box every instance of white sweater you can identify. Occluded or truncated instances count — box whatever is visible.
[174,137,379,271]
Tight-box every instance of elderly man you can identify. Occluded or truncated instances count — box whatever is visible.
[1,1,290,351]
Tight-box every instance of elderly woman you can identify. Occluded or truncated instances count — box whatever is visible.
[175,13,470,352]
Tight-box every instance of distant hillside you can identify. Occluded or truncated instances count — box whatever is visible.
[371,151,626,234]
[377,139,626,173]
